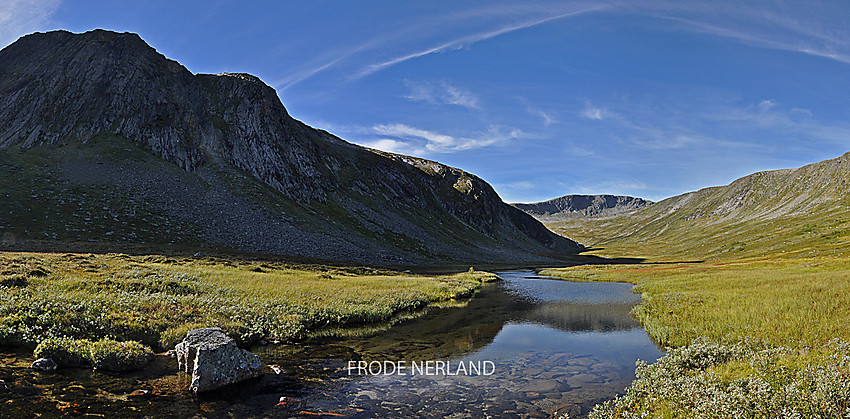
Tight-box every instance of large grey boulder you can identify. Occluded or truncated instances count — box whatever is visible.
[175,327,264,393]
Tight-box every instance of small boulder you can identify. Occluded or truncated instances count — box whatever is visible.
[127,389,151,399]
[31,358,57,372]
[175,327,264,393]
[267,364,284,374]
[0,379,9,393]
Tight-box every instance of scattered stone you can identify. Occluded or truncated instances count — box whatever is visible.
[0,379,9,393]
[267,364,284,374]
[276,396,300,408]
[127,389,151,398]
[31,358,57,372]
[569,373,604,384]
[551,402,581,418]
[524,379,558,393]
[175,327,264,393]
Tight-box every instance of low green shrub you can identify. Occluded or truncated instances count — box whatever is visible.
[88,339,153,372]
[589,339,850,418]
[33,337,92,367]
[32,337,154,372]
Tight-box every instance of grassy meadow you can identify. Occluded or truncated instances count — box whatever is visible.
[543,256,850,418]
[541,257,850,348]
[543,199,850,417]
[0,251,495,358]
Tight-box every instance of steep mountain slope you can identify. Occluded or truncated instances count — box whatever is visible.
[0,29,580,265]
[549,153,850,260]
[513,194,652,222]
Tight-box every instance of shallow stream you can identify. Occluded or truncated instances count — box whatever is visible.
[0,270,663,418]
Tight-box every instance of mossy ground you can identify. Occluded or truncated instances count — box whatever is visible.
[0,251,495,355]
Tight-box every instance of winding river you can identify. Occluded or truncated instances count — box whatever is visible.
[0,270,663,418]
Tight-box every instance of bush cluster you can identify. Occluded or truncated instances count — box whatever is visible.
[589,339,850,418]
[34,336,153,372]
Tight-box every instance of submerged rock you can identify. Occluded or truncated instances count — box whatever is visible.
[175,327,264,393]
[127,389,151,399]
[31,358,57,372]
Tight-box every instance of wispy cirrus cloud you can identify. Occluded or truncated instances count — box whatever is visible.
[404,80,479,109]
[271,3,606,90]
[704,98,850,148]
[662,15,850,65]
[0,0,62,47]
[351,6,605,80]
[580,101,612,121]
[518,98,557,127]
[273,1,850,92]
[638,0,850,65]
[362,123,524,155]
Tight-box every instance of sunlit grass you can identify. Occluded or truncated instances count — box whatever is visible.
[543,254,850,416]
[542,257,850,348]
[0,251,495,351]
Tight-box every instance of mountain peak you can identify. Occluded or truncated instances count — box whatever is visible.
[514,194,653,222]
[0,29,580,264]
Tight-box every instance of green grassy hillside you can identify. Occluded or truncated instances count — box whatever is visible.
[550,152,850,262]
[543,153,850,417]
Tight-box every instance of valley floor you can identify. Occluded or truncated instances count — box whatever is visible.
[543,255,850,417]
[0,251,496,354]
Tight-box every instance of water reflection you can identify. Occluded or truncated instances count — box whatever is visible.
[263,270,664,418]
[0,270,663,418]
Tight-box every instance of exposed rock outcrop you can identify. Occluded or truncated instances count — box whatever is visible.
[0,29,581,265]
[514,194,653,222]
[175,327,264,393]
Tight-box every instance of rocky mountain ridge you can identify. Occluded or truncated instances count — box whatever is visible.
[0,29,581,265]
[513,194,653,222]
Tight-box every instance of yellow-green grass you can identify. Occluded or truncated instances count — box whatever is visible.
[0,251,496,351]
[542,257,850,348]
[543,258,850,417]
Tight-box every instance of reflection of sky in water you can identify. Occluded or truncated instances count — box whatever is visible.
[498,270,641,304]
[462,322,663,366]
[292,271,664,417]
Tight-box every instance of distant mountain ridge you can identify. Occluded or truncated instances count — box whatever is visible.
[0,29,581,265]
[548,152,850,260]
[514,194,653,222]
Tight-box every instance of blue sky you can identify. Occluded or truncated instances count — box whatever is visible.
[3,1,850,203]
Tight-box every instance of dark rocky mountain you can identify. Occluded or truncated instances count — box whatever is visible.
[0,29,581,265]
[513,194,653,222]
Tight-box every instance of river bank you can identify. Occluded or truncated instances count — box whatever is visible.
[0,251,497,354]
[543,257,850,417]
[1,269,661,417]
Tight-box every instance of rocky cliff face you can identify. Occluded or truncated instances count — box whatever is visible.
[514,194,653,222]
[0,29,580,265]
